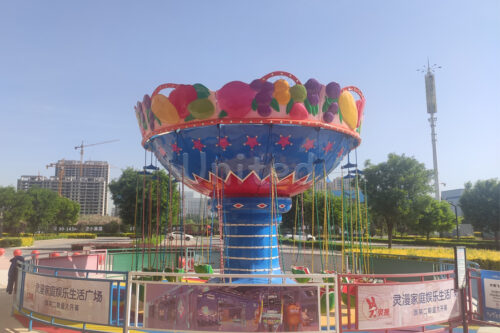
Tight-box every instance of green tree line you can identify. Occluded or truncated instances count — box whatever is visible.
[0,186,80,235]
[283,154,498,249]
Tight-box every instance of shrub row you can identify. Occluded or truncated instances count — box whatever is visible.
[370,237,496,250]
[385,235,476,241]
[97,232,136,238]
[19,233,97,240]
[66,233,96,239]
[0,237,34,248]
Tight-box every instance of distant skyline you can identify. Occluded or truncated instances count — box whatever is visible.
[1,0,498,193]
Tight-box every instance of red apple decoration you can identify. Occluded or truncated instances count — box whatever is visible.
[216,81,256,118]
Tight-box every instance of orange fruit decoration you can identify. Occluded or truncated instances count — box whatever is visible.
[151,94,181,125]
[273,79,291,105]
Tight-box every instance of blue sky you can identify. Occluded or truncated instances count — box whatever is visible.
[1,0,498,192]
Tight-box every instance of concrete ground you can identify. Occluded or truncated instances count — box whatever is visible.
[0,252,41,332]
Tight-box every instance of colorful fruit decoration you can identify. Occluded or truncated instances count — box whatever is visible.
[142,94,157,130]
[188,98,215,120]
[135,101,147,130]
[304,78,322,115]
[136,72,364,283]
[169,84,198,119]
[322,81,341,123]
[326,82,340,98]
[151,94,181,124]
[356,100,365,126]
[193,83,211,99]
[323,105,336,123]
[338,90,358,130]
[251,79,274,117]
[355,91,366,129]
[273,79,291,105]
[289,102,308,120]
[289,84,307,102]
[216,81,256,118]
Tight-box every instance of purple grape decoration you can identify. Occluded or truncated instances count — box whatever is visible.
[308,94,320,105]
[257,104,272,117]
[142,94,152,110]
[327,102,339,115]
[325,82,341,99]
[261,81,274,93]
[304,78,321,94]
[250,79,264,91]
[323,111,334,123]
[255,90,273,104]
[251,79,275,117]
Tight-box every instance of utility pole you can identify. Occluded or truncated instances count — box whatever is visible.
[448,201,460,240]
[419,60,441,200]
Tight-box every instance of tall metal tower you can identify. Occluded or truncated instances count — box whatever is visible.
[419,60,441,200]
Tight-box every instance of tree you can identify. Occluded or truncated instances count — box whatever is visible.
[0,186,32,235]
[109,168,180,234]
[281,189,344,236]
[53,196,80,233]
[25,187,59,233]
[414,197,456,240]
[460,179,500,249]
[363,154,433,248]
[0,186,16,235]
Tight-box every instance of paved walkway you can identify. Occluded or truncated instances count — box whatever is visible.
[0,292,42,333]
[0,253,41,332]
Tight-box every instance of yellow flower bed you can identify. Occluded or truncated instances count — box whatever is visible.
[20,236,34,247]
[362,247,500,270]
[0,236,34,248]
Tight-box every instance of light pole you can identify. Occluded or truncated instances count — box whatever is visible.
[448,201,460,240]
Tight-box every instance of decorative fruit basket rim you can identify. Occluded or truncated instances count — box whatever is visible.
[139,71,365,148]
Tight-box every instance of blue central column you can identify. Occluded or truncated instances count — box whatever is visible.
[219,197,291,283]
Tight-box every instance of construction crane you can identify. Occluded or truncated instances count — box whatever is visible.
[74,139,119,177]
[46,160,65,196]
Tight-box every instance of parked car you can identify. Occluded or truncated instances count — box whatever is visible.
[167,231,194,241]
[283,233,315,241]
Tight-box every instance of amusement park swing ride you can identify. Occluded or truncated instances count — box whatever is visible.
[131,70,370,329]
[133,71,369,279]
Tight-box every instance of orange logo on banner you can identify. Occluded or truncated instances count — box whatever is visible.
[362,296,391,319]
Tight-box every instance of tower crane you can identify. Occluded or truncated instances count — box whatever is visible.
[46,159,65,196]
[74,139,119,177]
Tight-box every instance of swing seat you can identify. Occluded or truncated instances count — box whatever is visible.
[194,264,214,280]
[340,277,356,308]
[321,269,336,284]
[141,267,162,281]
[320,287,335,314]
[164,267,185,282]
[291,266,311,283]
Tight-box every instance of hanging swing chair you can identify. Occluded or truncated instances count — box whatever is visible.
[291,265,312,283]
[290,193,313,283]
[193,178,221,280]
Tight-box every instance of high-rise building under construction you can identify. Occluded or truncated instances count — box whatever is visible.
[17,160,110,215]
